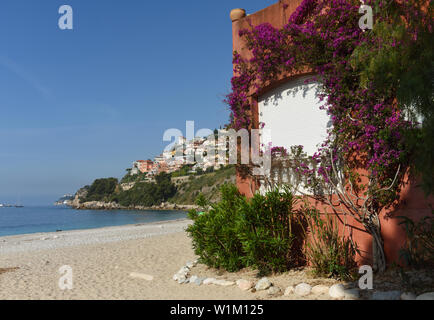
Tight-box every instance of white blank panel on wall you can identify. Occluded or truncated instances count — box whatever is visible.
[259,76,330,156]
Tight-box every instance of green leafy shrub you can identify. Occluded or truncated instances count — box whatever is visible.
[236,187,305,274]
[112,172,176,207]
[83,178,118,202]
[169,165,236,205]
[120,172,148,184]
[187,184,245,272]
[398,212,434,268]
[303,207,358,280]
[187,184,306,274]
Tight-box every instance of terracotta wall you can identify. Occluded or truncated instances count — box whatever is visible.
[231,0,434,266]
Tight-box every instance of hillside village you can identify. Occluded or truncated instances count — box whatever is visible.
[127,130,230,178]
[61,131,236,209]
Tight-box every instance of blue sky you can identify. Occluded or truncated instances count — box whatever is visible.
[0,0,277,205]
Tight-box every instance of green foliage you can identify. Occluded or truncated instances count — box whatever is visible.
[120,172,149,184]
[171,165,194,178]
[398,211,434,268]
[187,184,245,272]
[79,166,234,208]
[187,184,306,274]
[406,119,434,195]
[112,172,176,207]
[195,193,208,208]
[236,187,305,274]
[302,207,358,280]
[170,165,236,205]
[351,1,434,194]
[83,178,119,202]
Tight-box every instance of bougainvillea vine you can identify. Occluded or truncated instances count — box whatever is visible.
[225,0,432,272]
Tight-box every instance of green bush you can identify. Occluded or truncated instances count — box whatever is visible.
[236,188,305,274]
[187,184,306,274]
[112,172,176,207]
[187,184,245,272]
[303,207,358,280]
[83,178,118,202]
[120,172,148,184]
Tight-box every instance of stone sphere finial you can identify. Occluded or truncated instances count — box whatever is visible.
[230,8,246,22]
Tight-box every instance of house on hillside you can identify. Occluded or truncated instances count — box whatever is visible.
[130,160,154,175]
[130,160,152,175]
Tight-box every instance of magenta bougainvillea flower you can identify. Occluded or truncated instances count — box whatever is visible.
[225,0,426,194]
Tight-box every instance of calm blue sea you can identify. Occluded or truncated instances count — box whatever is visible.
[0,206,187,237]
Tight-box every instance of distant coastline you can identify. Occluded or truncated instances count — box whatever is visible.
[0,205,189,238]
[56,165,235,212]
[59,200,198,212]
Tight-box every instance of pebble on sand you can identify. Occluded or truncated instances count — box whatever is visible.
[284,286,295,296]
[203,278,216,285]
[311,285,329,295]
[236,279,254,291]
[416,292,434,300]
[267,286,282,296]
[213,279,235,287]
[129,272,153,281]
[177,274,187,284]
[295,283,312,296]
[255,278,272,291]
[178,267,190,274]
[329,284,346,299]
[401,292,417,300]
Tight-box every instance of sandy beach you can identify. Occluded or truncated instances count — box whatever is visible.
[0,219,255,300]
[2,219,431,300]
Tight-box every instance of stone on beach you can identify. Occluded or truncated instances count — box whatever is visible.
[236,279,254,291]
[401,292,417,300]
[178,267,190,274]
[177,274,187,284]
[255,278,272,291]
[295,283,312,296]
[311,285,329,295]
[189,275,198,284]
[267,286,282,296]
[416,292,434,300]
[284,286,295,296]
[129,272,153,281]
[329,284,346,299]
[203,278,216,285]
[213,279,235,287]
[173,265,190,283]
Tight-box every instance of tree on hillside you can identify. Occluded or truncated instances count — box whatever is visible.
[84,178,119,202]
